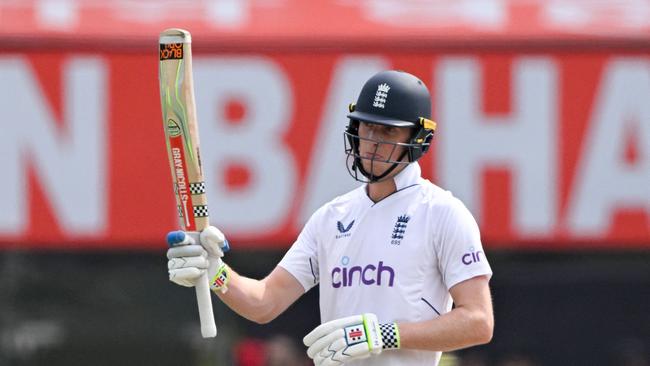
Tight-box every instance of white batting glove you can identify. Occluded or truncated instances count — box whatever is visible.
[303,313,400,366]
[166,226,231,293]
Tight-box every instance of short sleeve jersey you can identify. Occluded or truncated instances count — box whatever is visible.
[278,163,492,366]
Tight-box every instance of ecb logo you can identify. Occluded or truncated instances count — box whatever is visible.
[391,214,410,245]
[462,247,484,265]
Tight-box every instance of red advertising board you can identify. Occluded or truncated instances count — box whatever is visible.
[0,49,648,249]
[2,1,650,47]
[0,0,647,250]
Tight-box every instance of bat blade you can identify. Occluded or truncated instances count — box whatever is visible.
[159,28,216,338]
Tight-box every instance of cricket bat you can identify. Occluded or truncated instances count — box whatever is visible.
[159,28,216,338]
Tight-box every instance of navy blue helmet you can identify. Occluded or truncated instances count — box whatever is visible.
[344,70,437,182]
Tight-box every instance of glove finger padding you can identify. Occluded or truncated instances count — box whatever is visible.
[169,267,205,285]
[315,337,347,360]
[168,256,209,270]
[200,226,229,258]
[315,342,370,366]
[307,328,345,358]
[170,277,196,288]
[167,245,206,259]
[304,315,363,346]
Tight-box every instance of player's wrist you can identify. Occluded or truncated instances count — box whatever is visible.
[209,261,229,293]
[379,322,400,350]
[360,313,383,354]
[360,314,400,352]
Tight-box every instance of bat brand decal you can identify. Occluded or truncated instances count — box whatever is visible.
[170,144,195,230]
[167,119,181,137]
[159,43,183,60]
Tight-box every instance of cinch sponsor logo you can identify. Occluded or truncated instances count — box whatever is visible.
[331,256,395,288]
[462,247,484,265]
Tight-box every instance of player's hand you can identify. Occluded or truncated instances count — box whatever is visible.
[166,226,231,293]
[303,313,400,366]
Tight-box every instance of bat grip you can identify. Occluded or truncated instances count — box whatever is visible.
[195,272,217,338]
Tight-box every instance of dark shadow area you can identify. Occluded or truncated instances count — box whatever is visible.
[0,249,648,366]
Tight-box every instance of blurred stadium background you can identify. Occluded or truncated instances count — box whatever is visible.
[0,1,649,365]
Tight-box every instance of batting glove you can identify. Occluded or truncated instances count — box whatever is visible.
[166,226,231,293]
[303,313,400,366]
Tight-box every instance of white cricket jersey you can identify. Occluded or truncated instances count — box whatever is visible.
[278,162,492,366]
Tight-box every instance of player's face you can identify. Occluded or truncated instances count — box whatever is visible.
[357,121,412,178]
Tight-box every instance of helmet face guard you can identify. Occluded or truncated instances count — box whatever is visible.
[344,120,433,183]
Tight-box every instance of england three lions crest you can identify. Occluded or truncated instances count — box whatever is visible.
[373,83,390,109]
[391,214,410,245]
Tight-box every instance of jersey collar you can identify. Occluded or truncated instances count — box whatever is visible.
[357,162,422,205]
[393,162,421,191]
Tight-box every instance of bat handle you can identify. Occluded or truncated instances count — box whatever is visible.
[195,272,217,338]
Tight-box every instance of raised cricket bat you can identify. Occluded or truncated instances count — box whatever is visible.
[159,28,216,338]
